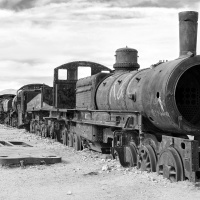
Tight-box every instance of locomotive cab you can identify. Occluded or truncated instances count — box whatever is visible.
[53,61,111,109]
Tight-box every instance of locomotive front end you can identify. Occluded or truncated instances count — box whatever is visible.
[96,11,200,135]
[141,11,200,135]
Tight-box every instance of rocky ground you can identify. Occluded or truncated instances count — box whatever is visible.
[0,125,200,200]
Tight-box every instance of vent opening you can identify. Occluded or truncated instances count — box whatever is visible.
[175,65,200,126]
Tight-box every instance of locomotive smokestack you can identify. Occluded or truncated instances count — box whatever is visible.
[179,11,198,57]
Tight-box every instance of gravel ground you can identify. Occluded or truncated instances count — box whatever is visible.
[0,125,200,200]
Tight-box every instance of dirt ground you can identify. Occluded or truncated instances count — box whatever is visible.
[0,125,200,200]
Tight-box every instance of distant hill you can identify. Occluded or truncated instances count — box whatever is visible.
[0,89,17,95]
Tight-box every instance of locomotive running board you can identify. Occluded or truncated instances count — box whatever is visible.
[0,140,61,166]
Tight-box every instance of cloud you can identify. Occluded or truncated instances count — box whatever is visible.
[0,60,54,90]
[0,0,200,91]
[0,0,199,11]
[0,0,76,11]
[89,0,200,9]
[0,0,36,11]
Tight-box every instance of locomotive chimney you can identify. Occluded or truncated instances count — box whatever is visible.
[179,11,198,57]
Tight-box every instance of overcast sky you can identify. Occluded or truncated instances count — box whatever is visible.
[0,0,200,91]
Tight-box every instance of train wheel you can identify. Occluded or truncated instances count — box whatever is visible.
[73,133,81,151]
[62,128,67,146]
[157,147,184,182]
[56,129,62,142]
[41,124,47,138]
[49,125,54,139]
[33,123,37,134]
[36,124,41,136]
[30,121,33,133]
[137,144,157,172]
[47,125,51,138]
[125,143,137,167]
[67,133,73,147]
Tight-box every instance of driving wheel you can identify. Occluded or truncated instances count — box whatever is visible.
[157,147,184,182]
[73,133,81,151]
[67,132,73,147]
[137,144,157,172]
[125,143,138,167]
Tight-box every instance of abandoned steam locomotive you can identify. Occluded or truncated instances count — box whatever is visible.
[1,11,200,182]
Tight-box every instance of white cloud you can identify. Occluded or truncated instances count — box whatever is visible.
[0,1,200,91]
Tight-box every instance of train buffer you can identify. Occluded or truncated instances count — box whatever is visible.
[0,140,61,166]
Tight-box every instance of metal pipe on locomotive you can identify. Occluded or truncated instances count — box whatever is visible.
[1,11,200,182]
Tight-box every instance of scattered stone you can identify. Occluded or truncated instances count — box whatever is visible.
[67,191,72,195]
[82,148,89,152]
[83,171,99,176]
[93,155,99,158]
[116,164,121,168]
[101,154,113,160]
[102,165,111,171]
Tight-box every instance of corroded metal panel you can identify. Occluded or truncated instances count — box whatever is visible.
[179,11,198,56]
[53,61,112,109]
[0,141,61,166]
[55,82,76,109]
[160,135,200,182]
[43,87,53,106]
[27,93,42,111]
[75,123,103,142]
[76,73,109,109]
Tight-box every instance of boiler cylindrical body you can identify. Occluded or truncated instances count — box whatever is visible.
[96,56,200,135]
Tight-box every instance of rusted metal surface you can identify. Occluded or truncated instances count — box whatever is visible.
[0,94,15,112]
[96,50,200,136]
[27,93,43,111]
[42,86,53,107]
[2,99,12,112]
[53,61,112,109]
[55,82,76,109]
[14,84,52,128]
[159,135,200,182]
[0,94,15,124]
[113,47,140,71]
[95,12,200,135]
[112,130,139,167]
[76,73,109,109]
[17,84,49,91]
[179,11,198,57]
[0,140,61,166]
[27,86,53,112]
[74,123,103,142]
[157,146,184,182]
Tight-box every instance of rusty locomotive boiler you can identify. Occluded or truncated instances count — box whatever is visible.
[2,11,200,182]
[97,11,200,136]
